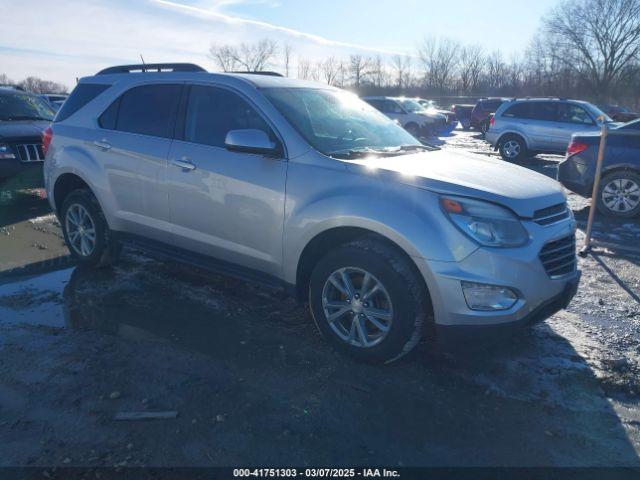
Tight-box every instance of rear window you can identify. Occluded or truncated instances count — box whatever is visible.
[100,84,182,138]
[55,83,110,122]
[480,100,502,112]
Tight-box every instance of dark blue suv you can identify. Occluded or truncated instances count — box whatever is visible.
[558,119,640,217]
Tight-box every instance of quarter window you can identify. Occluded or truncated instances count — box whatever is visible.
[100,84,182,138]
[502,103,530,119]
[183,85,274,148]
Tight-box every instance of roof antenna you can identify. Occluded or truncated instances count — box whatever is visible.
[140,54,146,72]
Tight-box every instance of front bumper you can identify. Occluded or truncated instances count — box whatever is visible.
[435,273,580,349]
[413,218,579,344]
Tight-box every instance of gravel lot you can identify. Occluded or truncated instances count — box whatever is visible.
[0,130,639,468]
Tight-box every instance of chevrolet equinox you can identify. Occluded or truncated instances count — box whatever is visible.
[44,63,580,363]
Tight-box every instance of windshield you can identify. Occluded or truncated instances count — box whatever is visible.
[398,99,426,113]
[263,88,421,156]
[0,93,55,121]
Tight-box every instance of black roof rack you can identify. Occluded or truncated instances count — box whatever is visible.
[96,63,206,75]
[229,71,284,77]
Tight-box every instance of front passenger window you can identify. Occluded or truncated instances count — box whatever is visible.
[184,86,273,148]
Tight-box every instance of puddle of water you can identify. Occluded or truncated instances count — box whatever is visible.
[0,267,72,327]
[0,261,295,366]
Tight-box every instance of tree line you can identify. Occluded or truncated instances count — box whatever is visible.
[210,0,640,107]
[0,73,68,95]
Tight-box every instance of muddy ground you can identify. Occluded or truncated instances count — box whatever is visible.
[0,130,639,468]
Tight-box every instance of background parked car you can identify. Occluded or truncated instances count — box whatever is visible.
[414,98,458,132]
[471,98,509,134]
[558,119,640,217]
[451,104,474,129]
[485,98,615,162]
[363,96,446,138]
[599,104,639,123]
[0,86,55,186]
[40,94,68,112]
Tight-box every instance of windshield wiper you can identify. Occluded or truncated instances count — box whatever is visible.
[329,147,389,159]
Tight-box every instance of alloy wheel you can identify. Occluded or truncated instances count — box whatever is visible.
[602,178,640,213]
[321,267,394,348]
[503,140,521,159]
[65,204,96,257]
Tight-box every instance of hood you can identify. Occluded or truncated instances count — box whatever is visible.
[0,120,50,141]
[344,149,566,218]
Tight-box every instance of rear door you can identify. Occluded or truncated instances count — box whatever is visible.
[524,101,562,151]
[166,84,287,277]
[95,83,182,239]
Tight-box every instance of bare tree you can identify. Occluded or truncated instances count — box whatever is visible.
[371,55,385,88]
[391,55,412,90]
[19,77,67,94]
[348,54,372,89]
[321,56,341,85]
[0,73,14,85]
[485,50,508,92]
[298,58,312,79]
[543,0,640,98]
[209,38,278,72]
[458,45,485,93]
[282,44,293,77]
[417,37,460,93]
[209,44,240,72]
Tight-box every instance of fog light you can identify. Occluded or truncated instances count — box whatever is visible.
[461,281,518,311]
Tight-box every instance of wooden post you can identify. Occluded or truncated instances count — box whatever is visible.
[579,121,608,256]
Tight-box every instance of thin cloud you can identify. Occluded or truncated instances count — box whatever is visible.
[151,0,406,55]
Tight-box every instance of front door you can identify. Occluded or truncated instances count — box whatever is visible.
[166,85,287,278]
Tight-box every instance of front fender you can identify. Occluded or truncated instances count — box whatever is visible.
[282,161,478,284]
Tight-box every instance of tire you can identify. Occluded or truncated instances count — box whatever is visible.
[596,171,640,218]
[405,123,420,138]
[308,236,429,364]
[60,189,121,267]
[499,134,528,162]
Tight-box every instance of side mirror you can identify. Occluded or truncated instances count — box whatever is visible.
[224,129,278,156]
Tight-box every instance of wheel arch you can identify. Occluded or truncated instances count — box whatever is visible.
[496,131,530,151]
[293,226,430,306]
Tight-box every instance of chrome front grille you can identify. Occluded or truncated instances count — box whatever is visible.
[533,203,571,226]
[15,143,44,162]
[539,234,577,278]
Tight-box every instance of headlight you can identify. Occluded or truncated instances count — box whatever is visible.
[0,143,16,160]
[440,196,529,247]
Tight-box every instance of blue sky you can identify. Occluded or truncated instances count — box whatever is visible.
[0,0,559,87]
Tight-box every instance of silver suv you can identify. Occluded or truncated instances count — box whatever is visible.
[486,98,612,161]
[44,63,580,363]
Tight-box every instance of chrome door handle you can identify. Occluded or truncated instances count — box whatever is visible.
[171,158,196,171]
[93,139,111,150]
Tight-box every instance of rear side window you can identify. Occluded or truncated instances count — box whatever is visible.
[101,84,182,138]
[55,83,110,122]
[528,102,557,121]
[183,85,274,148]
[502,103,530,119]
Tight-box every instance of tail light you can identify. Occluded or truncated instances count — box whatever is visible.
[42,127,53,156]
[566,139,588,157]
[489,115,495,126]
